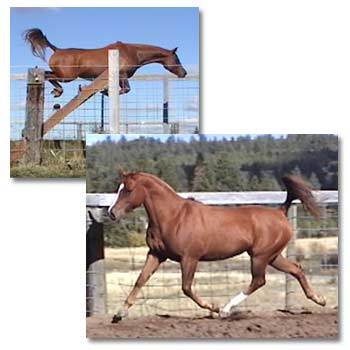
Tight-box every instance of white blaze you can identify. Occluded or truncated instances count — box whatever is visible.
[108,183,124,216]
[222,292,248,313]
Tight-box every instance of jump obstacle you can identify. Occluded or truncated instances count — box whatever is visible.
[10,49,199,164]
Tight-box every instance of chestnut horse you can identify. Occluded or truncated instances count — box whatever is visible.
[23,28,187,97]
[108,170,326,322]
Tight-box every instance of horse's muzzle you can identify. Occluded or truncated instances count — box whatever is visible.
[108,209,125,222]
[108,210,116,221]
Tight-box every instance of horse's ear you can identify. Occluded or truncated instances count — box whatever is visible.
[172,47,178,54]
[117,165,127,177]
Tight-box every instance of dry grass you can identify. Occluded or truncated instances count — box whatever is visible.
[104,237,338,317]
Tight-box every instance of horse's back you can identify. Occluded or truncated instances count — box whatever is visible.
[49,48,109,78]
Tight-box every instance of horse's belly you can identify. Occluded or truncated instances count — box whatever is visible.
[200,245,248,262]
[78,69,106,80]
[200,232,252,261]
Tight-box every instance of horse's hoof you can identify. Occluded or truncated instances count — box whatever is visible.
[51,90,62,98]
[317,295,326,307]
[219,308,231,319]
[210,303,220,313]
[111,310,128,323]
[111,314,122,323]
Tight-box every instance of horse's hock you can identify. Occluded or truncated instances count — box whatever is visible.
[10,49,199,164]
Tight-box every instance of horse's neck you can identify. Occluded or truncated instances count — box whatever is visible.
[134,45,169,65]
[143,182,183,228]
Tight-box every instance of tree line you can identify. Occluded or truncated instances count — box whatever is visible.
[87,134,338,193]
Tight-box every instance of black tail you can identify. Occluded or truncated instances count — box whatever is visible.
[23,28,58,61]
[280,175,321,218]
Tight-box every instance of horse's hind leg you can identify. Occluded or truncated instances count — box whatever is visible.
[45,71,64,97]
[112,252,164,323]
[270,254,326,306]
[180,256,219,313]
[221,256,268,317]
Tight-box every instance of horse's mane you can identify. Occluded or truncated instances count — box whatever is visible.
[109,42,171,54]
[137,172,177,194]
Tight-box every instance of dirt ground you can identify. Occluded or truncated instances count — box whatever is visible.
[86,309,338,339]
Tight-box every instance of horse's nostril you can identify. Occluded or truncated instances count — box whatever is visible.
[109,211,116,221]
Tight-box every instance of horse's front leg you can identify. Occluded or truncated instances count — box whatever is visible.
[112,251,165,323]
[45,71,64,97]
[119,74,131,95]
[180,256,219,313]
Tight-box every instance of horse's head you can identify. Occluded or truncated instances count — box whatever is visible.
[108,168,146,222]
[163,48,187,78]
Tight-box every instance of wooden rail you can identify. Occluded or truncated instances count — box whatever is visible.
[86,190,338,207]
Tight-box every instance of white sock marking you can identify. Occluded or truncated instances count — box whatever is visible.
[222,292,248,313]
[108,183,124,216]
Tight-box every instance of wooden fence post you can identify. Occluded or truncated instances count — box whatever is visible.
[285,204,297,310]
[109,50,120,133]
[23,68,45,164]
[86,208,107,316]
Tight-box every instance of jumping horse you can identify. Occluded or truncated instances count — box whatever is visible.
[108,170,326,322]
[23,28,187,97]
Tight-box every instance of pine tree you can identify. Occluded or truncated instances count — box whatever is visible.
[259,172,281,190]
[192,156,216,191]
[309,172,321,190]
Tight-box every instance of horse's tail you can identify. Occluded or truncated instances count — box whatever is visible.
[280,175,321,218]
[23,28,58,61]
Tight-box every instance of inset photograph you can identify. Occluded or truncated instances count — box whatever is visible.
[86,134,338,339]
[10,7,199,177]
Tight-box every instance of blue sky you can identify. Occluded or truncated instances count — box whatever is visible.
[86,134,287,146]
[10,7,199,73]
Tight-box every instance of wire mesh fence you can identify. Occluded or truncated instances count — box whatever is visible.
[10,60,199,172]
[10,67,199,136]
[119,75,199,134]
[86,192,338,317]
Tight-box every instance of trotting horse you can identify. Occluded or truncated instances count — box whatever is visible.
[23,28,187,97]
[107,170,326,322]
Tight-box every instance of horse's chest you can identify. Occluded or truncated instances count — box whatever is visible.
[146,228,165,251]
[146,228,179,258]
